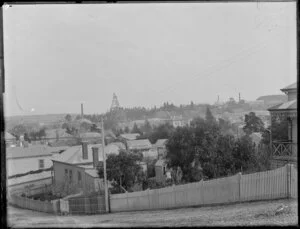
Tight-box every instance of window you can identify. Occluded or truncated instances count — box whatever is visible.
[39,159,44,169]
[163,166,166,175]
[69,170,73,182]
[78,171,82,184]
[65,169,68,177]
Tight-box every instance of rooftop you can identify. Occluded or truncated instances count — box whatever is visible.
[154,139,168,148]
[6,145,53,159]
[120,133,140,140]
[5,132,16,140]
[79,132,102,139]
[155,159,166,167]
[127,139,152,150]
[52,143,122,164]
[281,82,297,92]
[7,171,52,186]
[268,99,297,111]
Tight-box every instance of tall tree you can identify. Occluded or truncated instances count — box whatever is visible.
[205,106,216,124]
[141,120,152,135]
[98,151,144,192]
[243,112,265,135]
[148,123,175,144]
[131,123,142,134]
[124,126,130,133]
[65,114,72,122]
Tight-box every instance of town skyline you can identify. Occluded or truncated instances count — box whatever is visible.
[3,2,296,116]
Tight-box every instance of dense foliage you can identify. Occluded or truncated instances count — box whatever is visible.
[98,151,145,192]
[165,115,269,182]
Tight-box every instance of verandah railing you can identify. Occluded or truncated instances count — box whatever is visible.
[272,141,297,157]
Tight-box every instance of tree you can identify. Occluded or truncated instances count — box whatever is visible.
[141,120,152,135]
[124,126,130,133]
[131,123,142,134]
[24,132,31,143]
[166,116,263,181]
[65,114,72,122]
[11,124,27,139]
[205,106,216,124]
[148,123,175,144]
[98,151,145,193]
[243,112,265,135]
[62,123,68,130]
[232,135,258,173]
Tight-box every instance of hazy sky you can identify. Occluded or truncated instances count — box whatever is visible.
[3,2,297,116]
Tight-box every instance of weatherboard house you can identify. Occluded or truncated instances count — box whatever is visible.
[51,142,119,195]
[268,82,297,169]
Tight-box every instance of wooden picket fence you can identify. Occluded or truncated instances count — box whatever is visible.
[110,164,297,213]
[10,194,56,213]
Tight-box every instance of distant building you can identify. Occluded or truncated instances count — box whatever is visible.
[126,139,152,154]
[78,132,102,144]
[5,132,17,147]
[153,139,168,159]
[119,133,140,141]
[155,159,169,183]
[170,115,185,128]
[256,94,288,108]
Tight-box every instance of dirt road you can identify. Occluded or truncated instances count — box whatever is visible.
[7,199,298,227]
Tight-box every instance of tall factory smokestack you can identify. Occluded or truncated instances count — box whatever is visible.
[81,103,84,118]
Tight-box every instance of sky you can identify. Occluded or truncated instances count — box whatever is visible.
[3,2,297,117]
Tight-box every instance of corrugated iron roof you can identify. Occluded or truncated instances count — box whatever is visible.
[7,171,52,186]
[127,139,152,150]
[281,82,297,91]
[120,133,140,140]
[154,139,168,147]
[52,143,122,164]
[6,146,53,159]
[268,99,297,111]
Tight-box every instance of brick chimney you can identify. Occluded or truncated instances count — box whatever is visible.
[92,147,99,168]
[82,141,88,160]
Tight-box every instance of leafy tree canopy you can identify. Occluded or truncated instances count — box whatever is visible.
[98,150,145,192]
[243,112,265,135]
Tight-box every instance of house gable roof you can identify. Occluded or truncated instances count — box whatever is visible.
[5,132,16,140]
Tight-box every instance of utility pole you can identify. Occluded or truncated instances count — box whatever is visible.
[101,117,109,213]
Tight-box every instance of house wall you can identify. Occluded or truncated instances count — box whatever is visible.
[53,161,86,191]
[7,156,53,177]
[292,118,297,143]
[53,161,103,194]
[287,91,297,101]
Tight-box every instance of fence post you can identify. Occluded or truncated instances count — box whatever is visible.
[286,164,291,199]
[173,184,176,207]
[238,172,242,203]
[147,189,150,210]
[126,192,129,211]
